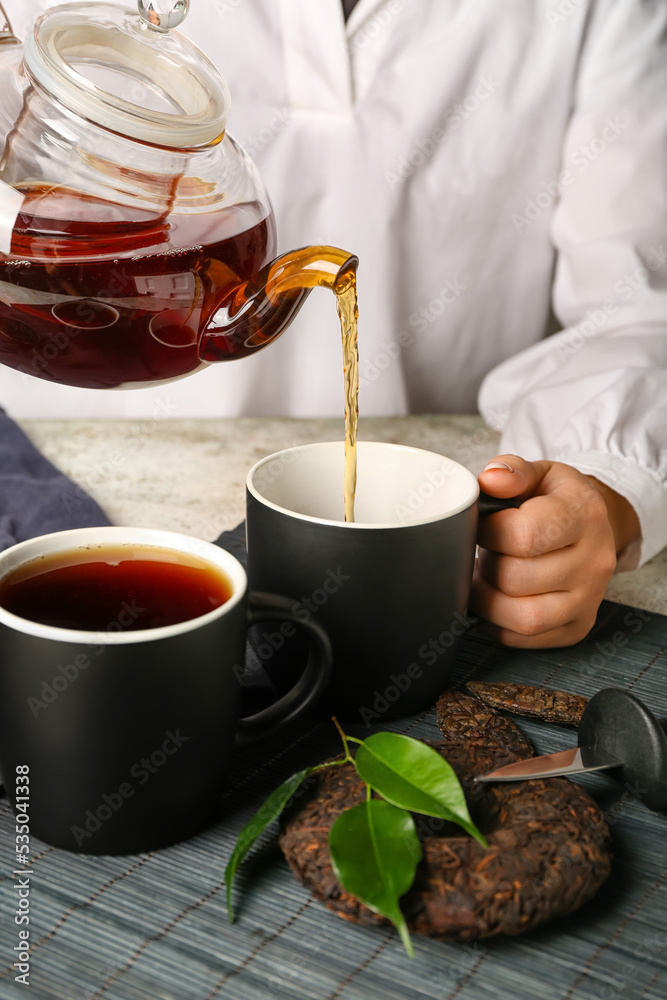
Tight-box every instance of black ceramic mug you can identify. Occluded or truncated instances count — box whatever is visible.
[0,527,332,854]
[246,441,517,724]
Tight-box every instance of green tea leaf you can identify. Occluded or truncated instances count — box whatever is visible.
[328,799,421,957]
[354,732,488,847]
[225,768,310,921]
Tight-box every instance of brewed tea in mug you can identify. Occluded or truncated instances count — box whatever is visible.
[0,544,233,630]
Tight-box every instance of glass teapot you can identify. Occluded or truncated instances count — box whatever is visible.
[0,0,357,388]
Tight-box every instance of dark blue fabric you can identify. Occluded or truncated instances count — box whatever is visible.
[0,409,111,550]
[213,519,247,570]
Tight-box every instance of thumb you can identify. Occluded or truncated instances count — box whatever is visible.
[477,454,551,500]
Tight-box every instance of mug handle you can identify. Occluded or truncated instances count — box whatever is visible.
[478,492,522,517]
[464,493,524,623]
[235,592,333,746]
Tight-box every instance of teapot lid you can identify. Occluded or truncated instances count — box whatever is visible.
[23,1,230,148]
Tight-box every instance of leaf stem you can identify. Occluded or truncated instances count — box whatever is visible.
[396,912,415,959]
[292,719,362,780]
[309,758,349,775]
[332,716,356,763]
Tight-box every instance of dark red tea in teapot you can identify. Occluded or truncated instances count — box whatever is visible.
[0,185,275,388]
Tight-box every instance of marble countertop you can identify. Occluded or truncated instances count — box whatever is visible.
[20,414,667,616]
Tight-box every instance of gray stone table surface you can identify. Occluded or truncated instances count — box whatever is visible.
[20,414,667,616]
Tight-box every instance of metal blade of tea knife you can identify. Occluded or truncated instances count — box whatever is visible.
[477,745,622,782]
[475,687,667,812]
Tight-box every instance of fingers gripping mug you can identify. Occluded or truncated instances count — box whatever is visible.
[0,527,332,854]
[246,441,517,723]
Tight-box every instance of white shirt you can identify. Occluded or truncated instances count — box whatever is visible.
[2,0,667,567]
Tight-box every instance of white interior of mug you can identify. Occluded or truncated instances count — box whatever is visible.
[0,527,247,643]
[247,441,479,528]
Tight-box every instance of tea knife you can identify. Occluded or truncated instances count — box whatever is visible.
[476,688,667,812]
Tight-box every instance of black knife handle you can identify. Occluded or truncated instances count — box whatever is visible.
[578,688,667,812]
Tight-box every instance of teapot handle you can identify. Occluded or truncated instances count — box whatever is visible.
[0,3,18,45]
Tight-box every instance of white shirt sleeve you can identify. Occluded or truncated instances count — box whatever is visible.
[479,0,667,572]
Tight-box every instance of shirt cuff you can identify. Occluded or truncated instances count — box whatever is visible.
[556,451,667,571]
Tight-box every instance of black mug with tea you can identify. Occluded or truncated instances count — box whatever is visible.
[0,527,332,854]
[246,441,518,723]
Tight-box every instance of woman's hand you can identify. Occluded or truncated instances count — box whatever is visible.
[469,455,641,647]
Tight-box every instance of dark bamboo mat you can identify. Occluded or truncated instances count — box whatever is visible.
[1,551,666,999]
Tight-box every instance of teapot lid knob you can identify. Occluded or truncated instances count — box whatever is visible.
[137,0,190,32]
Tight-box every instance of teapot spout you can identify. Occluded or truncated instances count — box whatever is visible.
[200,246,358,363]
